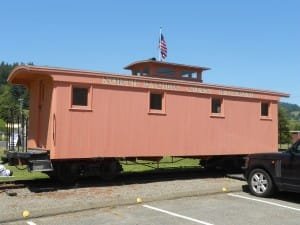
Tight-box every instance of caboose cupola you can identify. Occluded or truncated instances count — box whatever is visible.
[124,58,210,82]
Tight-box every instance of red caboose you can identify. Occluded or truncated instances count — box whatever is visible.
[5,59,288,182]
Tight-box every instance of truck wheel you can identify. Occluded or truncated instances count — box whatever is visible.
[248,168,274,197]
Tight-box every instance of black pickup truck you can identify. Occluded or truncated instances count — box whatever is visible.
[244,140,300,197]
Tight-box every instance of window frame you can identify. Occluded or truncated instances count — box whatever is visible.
[70,84,93,111]
[156,67,175,77]
[260,102,272,120]
[148,91,166,115]
[210,97,225,118]
[180,71,198,80]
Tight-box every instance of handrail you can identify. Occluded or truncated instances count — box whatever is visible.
[5,110,28,152]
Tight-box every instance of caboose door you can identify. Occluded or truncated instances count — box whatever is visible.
[37,79,53,148]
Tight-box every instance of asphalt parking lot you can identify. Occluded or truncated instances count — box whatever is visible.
[4,191,300,225]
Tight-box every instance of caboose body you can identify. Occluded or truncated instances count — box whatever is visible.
[5,59,288,181]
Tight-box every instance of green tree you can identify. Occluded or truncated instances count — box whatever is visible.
[278,106,291,144]
[280,102,300,122]
[0,118,5,132]
[289,120,300,130]
[0,85,19,120]
[0,62,29,121]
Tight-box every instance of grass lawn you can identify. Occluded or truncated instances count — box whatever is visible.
[0,147,200,182]
[0,141,293,182]
[278,143,292,150]
[0,148,49,182]
[121,157,200,173]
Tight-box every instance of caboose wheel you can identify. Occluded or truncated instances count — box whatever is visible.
[53,163,79,185]
[99,159,122,181]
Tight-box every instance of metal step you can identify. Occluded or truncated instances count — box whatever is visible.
[28,160,53,172]
[6,149,49,160]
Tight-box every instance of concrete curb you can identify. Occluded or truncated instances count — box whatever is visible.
[0,178,244,223]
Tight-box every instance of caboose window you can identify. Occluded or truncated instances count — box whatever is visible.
[157,68,175,76]
[142,68,149,75]
[181,71,198,79]
[211,98,222,114]
[72,87,88,106]
[261,102,270,117]
[150,93,163,110]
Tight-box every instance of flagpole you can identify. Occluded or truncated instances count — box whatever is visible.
[159,27,162,61]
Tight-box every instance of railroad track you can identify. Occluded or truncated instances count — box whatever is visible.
[0,181,25,191]
[0,169,243,194]
[0,181,25,196]
[1,169,207,190]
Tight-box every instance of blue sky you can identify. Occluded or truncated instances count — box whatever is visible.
[1,1,299,104]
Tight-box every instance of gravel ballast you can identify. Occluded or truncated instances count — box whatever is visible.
[0,175,245,223]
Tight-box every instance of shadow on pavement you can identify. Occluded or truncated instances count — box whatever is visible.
[19,167,242,193]
[242,184,300,205]
[273,192,300,204]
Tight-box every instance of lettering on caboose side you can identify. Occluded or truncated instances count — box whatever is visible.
[102,77,138,87]
[143,81,178,91]
[219,90,254,98]
[102,77,256,99]
[187,87,211,94]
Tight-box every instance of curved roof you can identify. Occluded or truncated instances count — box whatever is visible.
[124,59,210,71]
[8,65,289,98]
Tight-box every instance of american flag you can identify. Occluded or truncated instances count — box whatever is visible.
[159,33,167,60]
